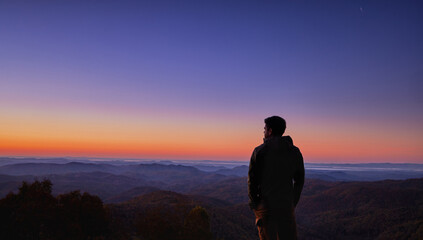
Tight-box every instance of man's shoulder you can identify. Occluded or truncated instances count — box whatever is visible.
[291,145,302,155]
[253,143,266,153]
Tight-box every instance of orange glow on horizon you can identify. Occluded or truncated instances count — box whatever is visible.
[1,105,422,163]
[0,137,253,160]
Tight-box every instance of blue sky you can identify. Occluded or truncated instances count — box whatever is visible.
[1,0,422,162]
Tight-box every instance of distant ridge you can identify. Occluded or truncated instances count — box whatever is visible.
[0,162,234,199]
[105,186,162,203]
[2,157,422,181]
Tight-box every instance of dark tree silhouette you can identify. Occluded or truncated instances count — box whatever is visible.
[0,180,56,240]
[184,206,213,240]
[0,180,110,240]
[55,190,109,239]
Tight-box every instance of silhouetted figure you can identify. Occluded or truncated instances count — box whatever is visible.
[248,116,304,240]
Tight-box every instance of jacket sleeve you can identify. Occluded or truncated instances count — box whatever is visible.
[248,148,260,210]
[293,147,305,207]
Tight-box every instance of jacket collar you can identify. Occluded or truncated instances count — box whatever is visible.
[263,135,294,145]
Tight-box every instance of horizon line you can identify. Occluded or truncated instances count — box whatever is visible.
[1,155,422,165]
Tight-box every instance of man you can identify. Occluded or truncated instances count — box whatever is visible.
[248,116,305,240]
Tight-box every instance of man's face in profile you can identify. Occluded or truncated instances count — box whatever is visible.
[264,125,272,139]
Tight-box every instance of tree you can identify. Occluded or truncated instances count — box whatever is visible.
[56,191,109,239]
[0,179,56,240]
[184,206,213,240]
[0,180,110,240]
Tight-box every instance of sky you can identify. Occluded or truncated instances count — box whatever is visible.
[1,0,422,163]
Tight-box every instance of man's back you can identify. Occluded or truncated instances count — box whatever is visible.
[248,136,304,211]
[248,116,304,240]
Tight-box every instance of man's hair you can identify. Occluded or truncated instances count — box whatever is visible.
[264,116,286,136]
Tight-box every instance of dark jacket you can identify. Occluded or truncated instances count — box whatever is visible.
[248,136,304,210]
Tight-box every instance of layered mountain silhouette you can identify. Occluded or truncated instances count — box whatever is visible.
[0,159,422,239]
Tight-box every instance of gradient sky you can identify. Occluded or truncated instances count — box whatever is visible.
[1,0,422,163]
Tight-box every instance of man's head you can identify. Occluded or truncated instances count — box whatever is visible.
[264,116,286,138]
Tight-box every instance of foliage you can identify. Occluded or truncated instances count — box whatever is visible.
[135,204,212,240]
[296,179,423,239]
[136,204,185,240]
[184,206,213,240]
[0,180,110,240]
[2,176,423,240]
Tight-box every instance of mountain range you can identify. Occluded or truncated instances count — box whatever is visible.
[0,158,422,239]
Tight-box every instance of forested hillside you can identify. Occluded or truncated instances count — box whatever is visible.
[1,177,422,239]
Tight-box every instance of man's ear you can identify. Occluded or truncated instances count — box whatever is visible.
[268,128,272,135]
